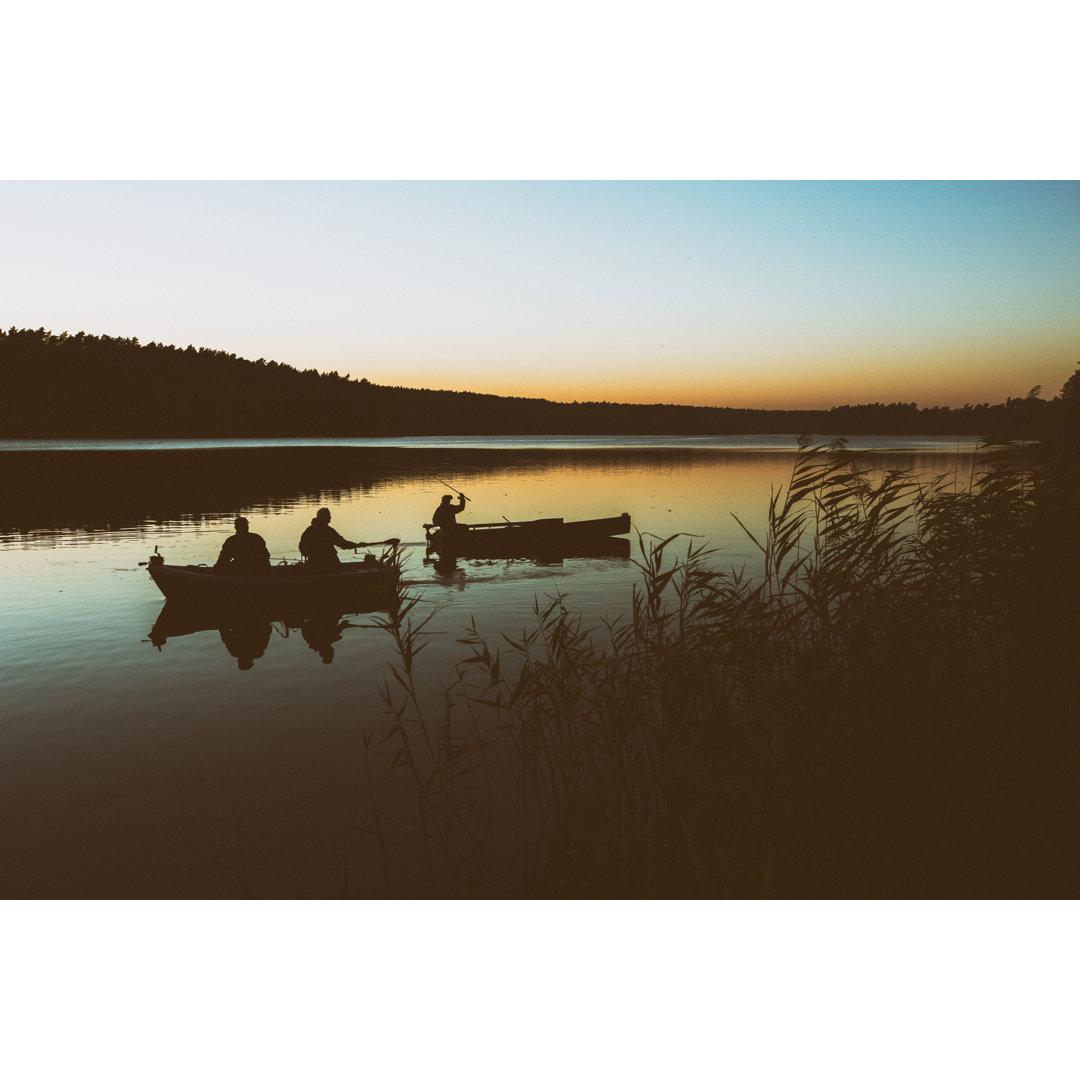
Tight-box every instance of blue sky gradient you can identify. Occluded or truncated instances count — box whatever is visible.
[3,180,1077,409]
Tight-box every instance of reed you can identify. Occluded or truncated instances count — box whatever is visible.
[363,431,1079,898]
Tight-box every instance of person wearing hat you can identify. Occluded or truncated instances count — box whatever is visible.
[214,516,272,574]
[299,507,360,571]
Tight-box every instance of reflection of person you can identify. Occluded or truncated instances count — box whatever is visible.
[215,516,271,574]
[300,610,347,665]
[219,621,272,670]
[431,553,461,580]
[299,507,358,571]
[432,493,467,531]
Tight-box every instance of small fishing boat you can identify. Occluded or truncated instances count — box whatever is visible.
[145,551,400,606]
[425,512,631,558]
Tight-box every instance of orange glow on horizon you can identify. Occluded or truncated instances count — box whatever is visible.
[354,335,1079,413]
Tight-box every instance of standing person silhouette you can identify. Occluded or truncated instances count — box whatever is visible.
[299,507,359,571]
[215,516,271,574]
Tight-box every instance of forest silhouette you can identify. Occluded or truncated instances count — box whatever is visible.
[0,327,1061,439]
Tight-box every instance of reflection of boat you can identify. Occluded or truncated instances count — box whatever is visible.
[425,536,632,568]
[146,552,399,606]
[424,513,632,558]
[149,594,394,668]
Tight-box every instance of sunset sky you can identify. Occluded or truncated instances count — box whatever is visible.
[3,180,1077,410]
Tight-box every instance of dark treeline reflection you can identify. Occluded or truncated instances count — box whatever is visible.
[2,444,779,536]
[1,327,1064,438]
[2,446,405,535]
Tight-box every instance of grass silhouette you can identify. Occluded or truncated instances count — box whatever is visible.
[362,417,1079,897]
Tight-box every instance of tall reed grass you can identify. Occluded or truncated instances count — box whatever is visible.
[363,432,1078,898]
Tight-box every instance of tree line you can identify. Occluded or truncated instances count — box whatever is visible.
[1,326,1071,439]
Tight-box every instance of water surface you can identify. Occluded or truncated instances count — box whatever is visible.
[0,437,976,897]
[1,434,981,452]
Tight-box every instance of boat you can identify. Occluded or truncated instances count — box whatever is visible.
[145,550,400,607]
[424,512,632,558]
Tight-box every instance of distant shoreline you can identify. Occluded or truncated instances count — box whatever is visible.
[0,433,983,453]
[2,329,1060,443]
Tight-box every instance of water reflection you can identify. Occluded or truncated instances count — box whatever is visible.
[299,609,351,665]
[1,446,411,538]
[220,620,272,671]
[425,535,631,568]
[0,443,974,542]
[427,551,463,581]
[2,440,983,897]
[148,597,393,668]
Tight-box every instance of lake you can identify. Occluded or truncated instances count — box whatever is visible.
[0,435,979,897]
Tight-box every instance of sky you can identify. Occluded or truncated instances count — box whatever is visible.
[4,179,1078,411]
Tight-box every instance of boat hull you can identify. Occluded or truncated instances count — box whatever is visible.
[426,513,631,558]
[147,560,399,607]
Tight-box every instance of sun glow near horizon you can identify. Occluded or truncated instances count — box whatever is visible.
[2,180,1078,413]
[367,327,1080,412]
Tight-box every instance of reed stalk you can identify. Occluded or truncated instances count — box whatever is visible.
[363,431,1079,898]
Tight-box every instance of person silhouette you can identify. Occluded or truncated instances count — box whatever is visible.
[432,492,467,532]
[299,507,359,571]
[215,516,271,574]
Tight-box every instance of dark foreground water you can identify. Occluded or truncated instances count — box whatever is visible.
[0,437,976,897]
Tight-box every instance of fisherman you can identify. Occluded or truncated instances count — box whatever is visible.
[432,492,467,533]
[215,516,272,574]
[299,507,360,571]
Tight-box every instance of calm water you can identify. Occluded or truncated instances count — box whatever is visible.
[0,437,977,897]
[1,434,981,452]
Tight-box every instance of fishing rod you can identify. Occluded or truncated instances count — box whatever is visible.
[430,476,471,502]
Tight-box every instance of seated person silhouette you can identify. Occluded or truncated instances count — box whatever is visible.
[432,492,467,533]
[299,507,359,571]
[215,516,271,574]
